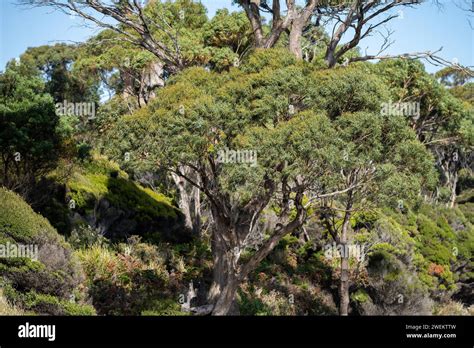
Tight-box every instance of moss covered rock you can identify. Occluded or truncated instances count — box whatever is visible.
[66,155,188,243]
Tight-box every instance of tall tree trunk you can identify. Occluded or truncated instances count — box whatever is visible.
[206,191,307,315]
[208,230,240,315]
[207,208,239,315]
[192,184,201,234]
[207,230,231,304]
[171,169,201,235]
[339,251,349,316]
[212,275,239,316]
[288,23,304,59]
[325,45,338,68]
[339,198,353,316]
[139,61,165,105]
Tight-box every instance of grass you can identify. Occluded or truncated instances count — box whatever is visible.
[0,288,24,315]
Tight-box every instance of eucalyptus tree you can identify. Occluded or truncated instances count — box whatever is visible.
[236,1,425,64]
[20,44,100,104]
[318,111,436,315]
[21,0,196,73]
[104,49,437,314]
[376,59,473,207]
[21,0,252,75]
[235,0,471,73]
[106,49,347,314]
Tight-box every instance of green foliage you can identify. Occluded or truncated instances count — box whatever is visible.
[415,214,456,265]
[449,82,474,106]
[0,188,87,313]
[351,289,370,304]
[241,48,298,73]
[19,44,99,104]
[238,289,273,315]
[69,225,108,250]
[66,156,182,242]
[106,51,349,211]
[335,111,436,208]
[366,204,473,298]
[94,96,132,136]
[375,59,470,158]
[308,64,389,118]
[0,287,24,315]
[203,9,252,71]
[141,298,188,316]
[0,60,62,192]
[3,285,95,316]
[0,190,82,296]
[435,66,472,87]
[0,187,62,243]
[76,242,177,315]
[203,9,251,50]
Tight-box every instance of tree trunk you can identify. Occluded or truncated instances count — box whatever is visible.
[208,232,240,315]
[325,48,338,68]
[207,231,231,304]
[339,201,352,316]
[206,191,307,315]
[448,171,458,208]
[288,23,304,59]
[121,68,136,99]
[211,276,239,316]
[192,184,201,234]
[139,61,165,105]
[171,170,201,235]
[207,207,247,315]
[339,251,350,316]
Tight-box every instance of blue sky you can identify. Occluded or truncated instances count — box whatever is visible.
[1,0,472,73]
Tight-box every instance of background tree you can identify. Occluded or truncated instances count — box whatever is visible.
[22,0,251,76]
[19,44,100,104]
[234,0,472,72]
[22,0,190,73]
[0,60,62,198]
[235,0,319,58]
[321,0,420,67]
[376,59,473,207]
[318,111,436,315]
[436,66,472,87]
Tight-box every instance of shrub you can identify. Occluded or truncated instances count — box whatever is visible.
[141,298,188,316]
[68,224,108,249]
[433,300,472,316]
[364,250,433,315]
[3,285,95,315]
[0,188,83,299]
[77,242,171,315]
[0,287,23,315]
